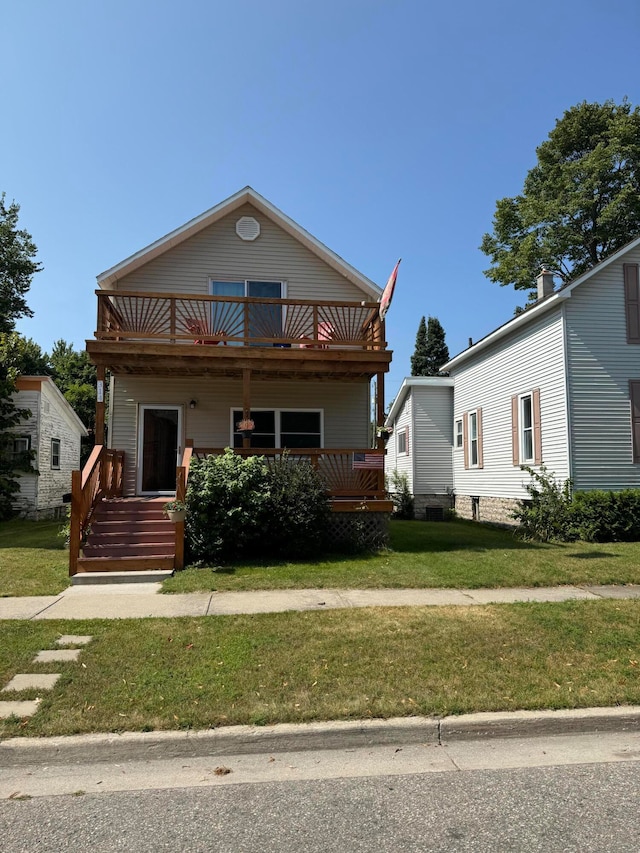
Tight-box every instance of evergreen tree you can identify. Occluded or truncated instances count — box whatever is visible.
[410,316,428,375]
[411,316,450,376]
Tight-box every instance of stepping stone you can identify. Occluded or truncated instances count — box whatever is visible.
[2,674,60,692]
[56,635,93,646]
[0,699,41,719]
[33,649,81,663]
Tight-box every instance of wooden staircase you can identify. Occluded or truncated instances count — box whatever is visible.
[76,497,176,573]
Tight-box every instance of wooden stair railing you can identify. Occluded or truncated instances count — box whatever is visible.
[69,446,125,576]
[174,441,193,570]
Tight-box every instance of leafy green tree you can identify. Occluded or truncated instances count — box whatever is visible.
[411,316,449,375]
[481,99,640,301]
[0,194,42,333]
[50,340,100,463]
[0,333,50,376]
[0,196,41,516]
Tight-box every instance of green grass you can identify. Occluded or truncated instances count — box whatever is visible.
[0,520,70,597]
[1,600,640,738]
[163,519,640,593]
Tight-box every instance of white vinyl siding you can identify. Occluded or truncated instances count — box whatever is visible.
[565,247,640,490]
[452,307,568,500]
[412,385,454,495]
[114,203,368,303]
[384,393,413,492]
[111,376,371,495]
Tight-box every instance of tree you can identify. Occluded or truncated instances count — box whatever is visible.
[0,349,34,519]
[0,194,42,332]
[411,316,450,376]
[0,333,50,376]
[481,99,640,301]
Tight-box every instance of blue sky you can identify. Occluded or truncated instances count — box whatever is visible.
[4,0,639,403]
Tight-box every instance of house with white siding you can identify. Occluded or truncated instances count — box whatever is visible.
[384,377,454,517]
[442,235,640,524]
[71,187,393,575]
[10,376,88,519]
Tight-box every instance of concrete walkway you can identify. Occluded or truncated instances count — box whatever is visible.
[1,582,639,620]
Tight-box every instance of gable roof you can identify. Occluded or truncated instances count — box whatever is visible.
[16,376,89,436]
[443,233,640,372]
[385,376,454,426]
[97,186,382,300]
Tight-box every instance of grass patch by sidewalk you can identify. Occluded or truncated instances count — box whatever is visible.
[0,520,69,597]
[164,519,640,593]
[1,599,639,738]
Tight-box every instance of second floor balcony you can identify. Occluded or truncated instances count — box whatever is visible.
[88,290,392,379]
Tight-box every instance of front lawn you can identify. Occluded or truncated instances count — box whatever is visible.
[0,519,69,597]
[1,600,639,738]
[163,519,640,593]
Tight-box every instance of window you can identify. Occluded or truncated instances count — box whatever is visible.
[454,419,463,449]
[10,436,30,464]
[397,427,409,456]
[469,411,478,467]
[463,409,483,470]
[51,438,61,469]
[232,409,321,449]
[520,394,534,462]
[511,390,541,465]
[211,280,284,345]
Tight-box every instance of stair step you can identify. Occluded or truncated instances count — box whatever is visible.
[88,531,175,545]
[83,543,175,558]
[71,570,174,585]
[75,556,175,573]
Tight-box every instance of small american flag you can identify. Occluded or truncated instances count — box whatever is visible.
[353,452,384,469]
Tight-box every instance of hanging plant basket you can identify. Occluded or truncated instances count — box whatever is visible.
[165,509,186,523]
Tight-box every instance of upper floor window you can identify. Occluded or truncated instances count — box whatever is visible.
[51,438,61,469]
[210,281,284,345]
[520,394,534,463]
[397,426,409,456]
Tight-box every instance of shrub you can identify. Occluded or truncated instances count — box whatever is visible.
[388,470,415,520]
[185,449,331,563]
[570,489,640,542]
[512,466,574,542]
[261,455,330,558]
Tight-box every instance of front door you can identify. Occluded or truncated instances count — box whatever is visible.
[137,405,182,495]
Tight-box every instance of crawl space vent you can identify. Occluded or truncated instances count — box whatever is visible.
[235,216,260,241]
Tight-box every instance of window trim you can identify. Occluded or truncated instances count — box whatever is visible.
[230,408,323,448]
[519,393,534,464]
[512,389,542,466]
[51,438,61,470]
[454,418,463,449]
[396,426,409,456]
[468,410,479,468]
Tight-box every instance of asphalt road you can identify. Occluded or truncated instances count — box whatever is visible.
[2,733,640,852]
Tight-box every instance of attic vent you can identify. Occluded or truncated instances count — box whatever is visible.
[236,216,260,241]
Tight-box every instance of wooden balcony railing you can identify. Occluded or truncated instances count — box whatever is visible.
[69,446,124,575]
[96,291,385,350]
[192,447,386,499]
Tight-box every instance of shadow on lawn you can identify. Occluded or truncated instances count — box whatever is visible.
[388,519,546,554]
[0,520,66,552]
[568,551,619,560]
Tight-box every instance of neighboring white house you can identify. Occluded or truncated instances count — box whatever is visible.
[10,376,88,519]
[388,235,640,525]
[385,376,454,517]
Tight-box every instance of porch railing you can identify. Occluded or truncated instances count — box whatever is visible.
[96,291,385,350]
[174,444,193,571]
[192,448,386,499]
[69,446,124,575]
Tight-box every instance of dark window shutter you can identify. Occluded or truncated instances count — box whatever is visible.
[630,381,640,462]
[624,264,640,344]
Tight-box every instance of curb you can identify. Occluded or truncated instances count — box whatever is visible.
[2,706,640,767]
